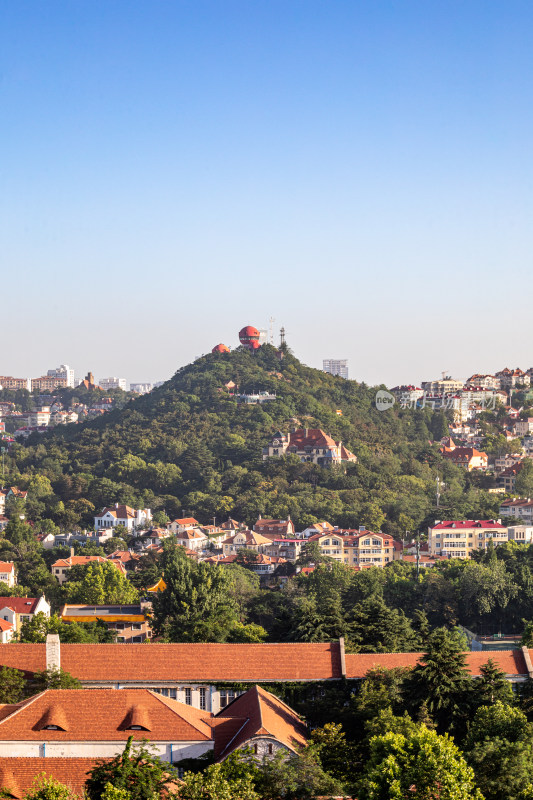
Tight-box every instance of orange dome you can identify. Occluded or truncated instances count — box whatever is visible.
[212,343,230,354]
[239,325,260,347]
[249,340,261,350]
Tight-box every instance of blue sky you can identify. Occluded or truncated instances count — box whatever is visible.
[2,1,532,386]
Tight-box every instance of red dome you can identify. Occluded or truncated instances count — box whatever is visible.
[239,325,260,347]
[212,343,230,354]
[249,340,261,350]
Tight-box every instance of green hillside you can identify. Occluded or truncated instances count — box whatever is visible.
[9,346,500,532]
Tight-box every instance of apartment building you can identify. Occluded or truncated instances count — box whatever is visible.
[507,526,533,544]
[500,497,533,523]
[342,530,395,567]
[0,377,30,391]
[421,377,464,393]
[322,359,349,379]
[99,377,127,391]
[428,520,508,558]
[47,364,75,388]
[306,528,395,567]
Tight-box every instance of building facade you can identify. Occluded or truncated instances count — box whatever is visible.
[322,359,349,379]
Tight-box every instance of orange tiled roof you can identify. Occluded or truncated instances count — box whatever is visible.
[215,685,307,759]
[0,758,103,798]
[0,689,213,742]
[0,642,343,682]
[0,563,14,573]
[344,650,528,678]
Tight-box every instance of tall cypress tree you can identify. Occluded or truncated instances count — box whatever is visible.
[405,628,470,733]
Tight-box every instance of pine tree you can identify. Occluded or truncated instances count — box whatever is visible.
[471,658,514,708]
[404,628,470,733]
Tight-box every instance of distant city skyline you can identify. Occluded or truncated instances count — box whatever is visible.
[2,2,532,387]
[2,343,533,392]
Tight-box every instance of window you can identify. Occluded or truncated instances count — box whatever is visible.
[131,623,142,630]
[185,688,192,705]
[199,688,206,710]
[43,725,61,730]
[268,744,273,754]
[220,689,235,708]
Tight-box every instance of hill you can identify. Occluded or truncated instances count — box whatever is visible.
[9,346,499,533]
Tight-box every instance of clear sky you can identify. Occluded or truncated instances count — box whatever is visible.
[2,1,532,387]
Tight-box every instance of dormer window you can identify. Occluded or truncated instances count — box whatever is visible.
[43,725,61,730]
[127,725,144,730]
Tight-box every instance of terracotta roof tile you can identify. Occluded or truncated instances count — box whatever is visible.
[0,642,343,682]
[0,758,102,798]
[215,685,307,759]
[344,650,527,678]
[0,690,213,742]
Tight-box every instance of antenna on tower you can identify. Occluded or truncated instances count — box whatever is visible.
[269,317,275,345]
[280,327,286,347]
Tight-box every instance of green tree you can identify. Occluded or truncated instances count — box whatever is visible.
[358,727,484,800]
[64,561,138,605]
[179,762,259,800]
[24,775,79,800]
[33,668,82,691]
[152,540,238,642]
[18,612,115,644]
[349,595,420,653]
[257,746,345,800]
[309,722,357,787]
[471,659,515,709]
[0,665,25,703]
[404,628,470,733]
[85,736,177,800]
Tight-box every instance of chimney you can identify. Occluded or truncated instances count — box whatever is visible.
[46,634,61,672]
[70,546,74,558]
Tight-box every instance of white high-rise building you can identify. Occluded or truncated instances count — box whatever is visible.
[47,364,75,388]
[129,382,153,394]
[323,359,349,379]
[99,377,127,391]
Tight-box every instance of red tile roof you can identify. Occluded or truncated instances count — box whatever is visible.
[0,642,343,682]
[0,689,213,742]
[344,650,527,678]
[0,598,39,614]
[0,563,14,574]
[0,758,102,798]
[431,520,506,530]
[215,685,307,759]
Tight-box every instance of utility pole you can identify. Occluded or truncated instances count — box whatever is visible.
[416,532,420,582]
[436,476,441,508]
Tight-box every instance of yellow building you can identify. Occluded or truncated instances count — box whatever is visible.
[428,520,508,559]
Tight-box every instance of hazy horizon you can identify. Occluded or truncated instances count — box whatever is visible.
[2,1,532,387]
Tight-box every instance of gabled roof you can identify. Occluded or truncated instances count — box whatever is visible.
[0,598,39,615]
[0,689,213,742]
[96,505,136,519]
[176,529,206,540]
[0,563,14,573]
[0,619,13,632]
[170,517,199,527]
[215,685,307,759]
